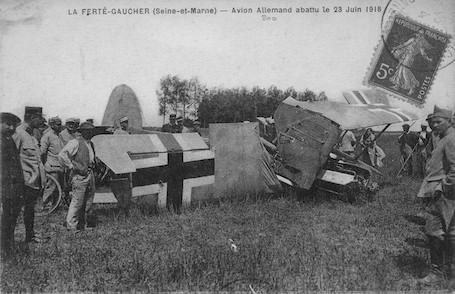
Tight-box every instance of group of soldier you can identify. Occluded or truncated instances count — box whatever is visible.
[1,109,203,260]
[161,114,202,135]
[337,105,455,284]
[2,104,454,285]
[414,106,455,284]
[1,108,100,259]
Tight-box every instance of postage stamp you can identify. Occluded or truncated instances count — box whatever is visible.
[365,14,451,106]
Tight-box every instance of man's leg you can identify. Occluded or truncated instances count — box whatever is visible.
[23,186,40,241]
[420,211,446,284]
[1,198,21,258]
[66,175,88,230]
[445,216,455,279]
[85,171,96,226]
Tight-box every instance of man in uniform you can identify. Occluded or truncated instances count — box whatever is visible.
[58,121,96,231]
[338,130,357,156]
[59,118,78,146]
[398,123,419,176]
[417,122,430,178]
[12,109,47,243]
[1,113,23,258]
[177,116,189,133]
[40,116,64,210]
[417,106,455,284]
[192,121,202,136]
[161,114,179,133]
[113,116,130,134]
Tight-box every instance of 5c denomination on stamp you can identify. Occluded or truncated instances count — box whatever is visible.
[366,14,451,106]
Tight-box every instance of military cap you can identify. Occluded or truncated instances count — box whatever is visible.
[49,116,61,124]
[120,116,129,123]
[86,118,94,123]
[66,117,76,123]
[193,121,201,125]
[432,105,452,119]
[78,121,94,130]
[176,116,184,122]
[421,122,428,127]
[24,106,43,116]
[1,112,21,125]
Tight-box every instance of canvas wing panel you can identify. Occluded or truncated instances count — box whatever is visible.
[275,109,341,189]
[92,134,162,174]
[279,97,419,130]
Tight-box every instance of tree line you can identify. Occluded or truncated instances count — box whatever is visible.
[157,75,327,127]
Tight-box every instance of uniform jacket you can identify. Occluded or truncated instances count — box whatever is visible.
[12,123,46,190]
[398,131,419,149]
[425,127,455,192]
[161,123,180,133]
[59,128,77,146]
[1,133,24,201]
[40,129,64,172]
[418,126,455,233]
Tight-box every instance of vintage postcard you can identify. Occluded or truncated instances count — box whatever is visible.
[1,0,455,292]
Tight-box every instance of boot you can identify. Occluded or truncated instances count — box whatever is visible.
[446,237,455,280]
[419,236,445,285]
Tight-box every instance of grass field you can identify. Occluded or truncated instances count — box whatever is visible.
[2,133,454,292]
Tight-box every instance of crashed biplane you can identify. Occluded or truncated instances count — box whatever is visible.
[269,90,420,201]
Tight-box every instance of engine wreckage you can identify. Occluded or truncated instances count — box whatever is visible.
[259,94,420,201]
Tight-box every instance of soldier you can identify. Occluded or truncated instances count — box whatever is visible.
[417,122,430,178]
[177,116,189,133]
[33,116,48,145]
[58,122,96,231]
[398,124,419,176]
[40,116,64,210]
[113,116,130,134]
[192,121,202,136]
[161,114,179,133]
[418,106,455,284]
[339,130,357,156]
[59,118,78,146]
[1,113,23,258]
[12,110,47,243]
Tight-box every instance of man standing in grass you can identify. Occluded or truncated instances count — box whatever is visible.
[398,123,419,176]
[40,116,64,211]
[1,113,23,258]
[59,121,96,231]
[13,109,48,243]
[418,106,455,284]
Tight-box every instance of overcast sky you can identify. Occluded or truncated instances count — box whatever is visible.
[1,0,454,129]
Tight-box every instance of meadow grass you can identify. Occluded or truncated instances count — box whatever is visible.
[2,133,454,292]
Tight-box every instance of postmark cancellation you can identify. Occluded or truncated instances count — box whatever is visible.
[365,14,451,106]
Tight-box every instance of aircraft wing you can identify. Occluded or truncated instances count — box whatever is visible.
[280,97,420,130]
[342,90,390,106]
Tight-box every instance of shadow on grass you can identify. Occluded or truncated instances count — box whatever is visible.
[395,252,428,278]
